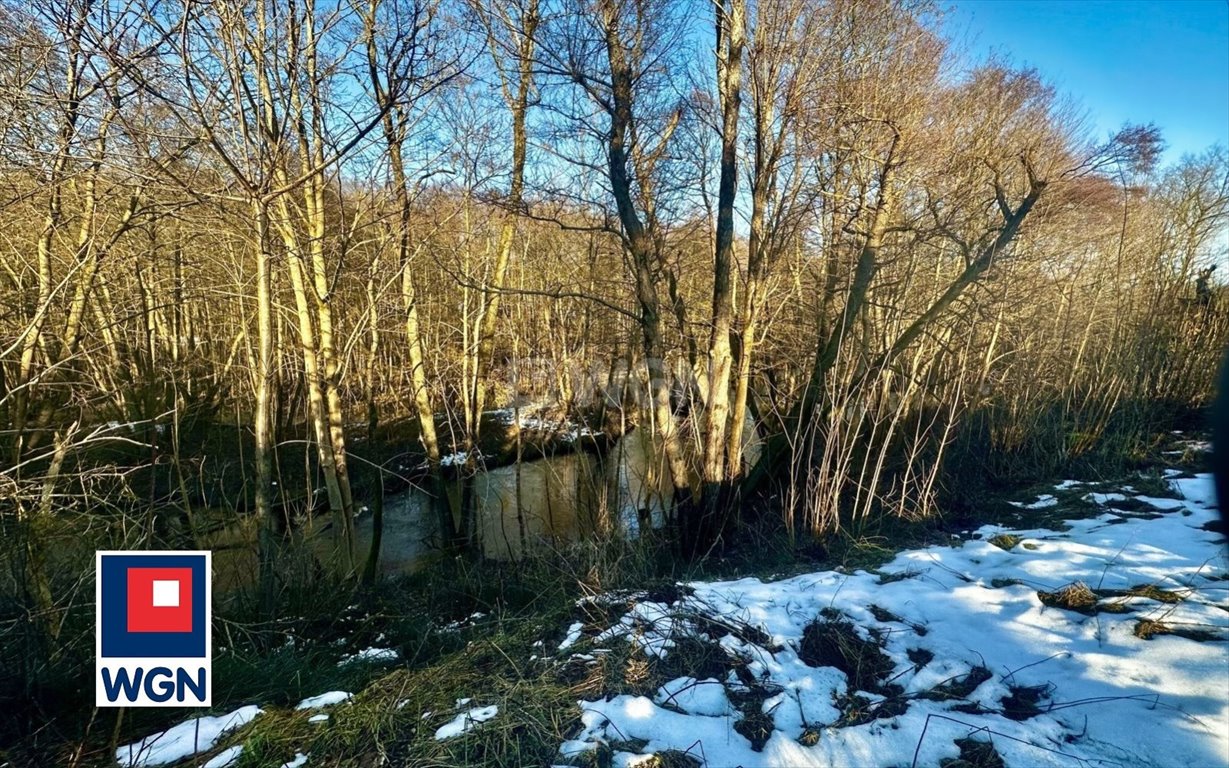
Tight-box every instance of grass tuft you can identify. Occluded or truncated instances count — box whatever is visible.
[1037,582,1099,615]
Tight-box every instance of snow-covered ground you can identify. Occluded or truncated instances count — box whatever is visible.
[554,474,1229,768]
[108,473,1227,768]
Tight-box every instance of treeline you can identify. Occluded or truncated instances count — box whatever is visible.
[1,0,1227,615]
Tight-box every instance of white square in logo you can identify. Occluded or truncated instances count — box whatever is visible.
[152,579,180,607]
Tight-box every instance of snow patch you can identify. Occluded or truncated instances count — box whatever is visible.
[294,691,351,710]
[1009,493,1058,509]
[199,745,244,768]
[556,474,1229,768]
[116,706,262,768]
[434,705,500,740]
[653,677,731,716]
[440,451,480,467]
[558,621,585,651]
[337,647,399,666]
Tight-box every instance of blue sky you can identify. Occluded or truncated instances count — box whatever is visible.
[945,0,1229,165]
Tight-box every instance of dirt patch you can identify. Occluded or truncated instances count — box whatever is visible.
[868,604,903,623]
[921,666,992,702]
[868,604,927,635]
[798,610,896,693]
[940,738,1006,768]
[907,648,934,671]
[876,570,919,585]
[643,584,695,606]
[651,634,736,684]
[689,613,780,651]
[1001,683,1050,720]
[835,691,909,726]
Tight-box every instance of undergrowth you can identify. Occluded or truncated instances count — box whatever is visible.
[0,422,1214,767]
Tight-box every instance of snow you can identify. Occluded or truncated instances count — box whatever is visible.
[557,474,1229,767]
[294,691,352,710]
[279,753,309,768]
[308,714,329,724]
[558,621,585,651]
[654,677,733,716]
[434,705,500,740]
[115,706,262,768]
[496,407,596,442]
[337,647,399,666]
[1084,491,1128,504]
[199,746,243,768]
[440,450,479,467]
[1164,440,1212,455]
[1008,493,1058,509]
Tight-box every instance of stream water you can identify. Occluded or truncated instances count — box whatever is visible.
[206,418,762,588]
[360,418,763,570]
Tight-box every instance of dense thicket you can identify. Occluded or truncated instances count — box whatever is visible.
[1,0,1226,744]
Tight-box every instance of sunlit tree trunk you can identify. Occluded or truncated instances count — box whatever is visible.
[697,0,745,550]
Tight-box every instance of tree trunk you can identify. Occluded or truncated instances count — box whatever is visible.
[697,0,745,552]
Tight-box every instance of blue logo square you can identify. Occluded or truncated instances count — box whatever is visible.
[99,553,208,658]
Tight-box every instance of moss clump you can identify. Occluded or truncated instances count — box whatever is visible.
[988,534,1021,551]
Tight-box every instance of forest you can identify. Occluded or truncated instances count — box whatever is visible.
[0,0,1226,765]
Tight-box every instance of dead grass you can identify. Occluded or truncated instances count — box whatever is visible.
[1037,582,1100,615]
[1133,620,1223,642]
[731,689,776,753]
[1040,580,1189,617]
[1123,585,1184,603]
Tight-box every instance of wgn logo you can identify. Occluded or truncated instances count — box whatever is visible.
[96,551,212,707]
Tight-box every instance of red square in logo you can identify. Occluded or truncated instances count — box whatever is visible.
[126,567,193,633]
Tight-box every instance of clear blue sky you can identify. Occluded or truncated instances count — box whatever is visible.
[945,0,1229,165]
